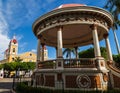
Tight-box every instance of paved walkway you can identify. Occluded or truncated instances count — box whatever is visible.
[0,78,13,93]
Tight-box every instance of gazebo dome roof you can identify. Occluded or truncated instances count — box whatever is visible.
[57,4,86,9]
[33,3,113,48]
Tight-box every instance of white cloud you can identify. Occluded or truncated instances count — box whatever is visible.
[5,0,26,30]
[18,42,28,52]
[16,34,23,41]
[0,0,57,60]
[0,1,10,60]
[25,0,56,20]
[31,49,37,53]
[0,0,56,31]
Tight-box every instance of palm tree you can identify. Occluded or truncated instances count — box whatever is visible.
[104,0,120,54]
[63,48,76,59]
[13,57,23,62]
[104,0,120,24]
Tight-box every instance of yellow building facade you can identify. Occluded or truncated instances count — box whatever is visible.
[1,35,48,63]
[18,52,36,62]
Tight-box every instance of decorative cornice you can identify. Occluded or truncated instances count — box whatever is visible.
[33,6,113,36]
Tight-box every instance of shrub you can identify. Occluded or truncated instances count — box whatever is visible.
[16,82,120,93]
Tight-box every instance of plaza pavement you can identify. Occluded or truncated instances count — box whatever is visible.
[0,78,13,93]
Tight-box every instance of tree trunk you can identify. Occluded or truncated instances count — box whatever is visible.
[113,30,120,54]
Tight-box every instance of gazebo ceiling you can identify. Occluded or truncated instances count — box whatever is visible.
[33,4,113,48]
[41,24,106,48]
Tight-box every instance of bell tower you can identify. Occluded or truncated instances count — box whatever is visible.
[8,35,18,62]
[43,45,48,60]
[41,44,48,61]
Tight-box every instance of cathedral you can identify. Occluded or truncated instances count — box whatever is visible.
[0,35,48,63]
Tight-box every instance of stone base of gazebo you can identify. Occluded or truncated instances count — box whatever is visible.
[33,69,109,90]
[32,58,109,90]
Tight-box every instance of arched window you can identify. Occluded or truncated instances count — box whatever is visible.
[12,58,14,61]
[30,53,32,56]
[13,48,15,52]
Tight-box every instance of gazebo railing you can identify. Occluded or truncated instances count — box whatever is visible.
[38,58,96,69]
[38,59,56,69]
[63,58,96,68]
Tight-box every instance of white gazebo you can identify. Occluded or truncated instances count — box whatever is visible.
[32,4,114,90]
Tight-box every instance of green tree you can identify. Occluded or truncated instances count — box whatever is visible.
[3,62,17,77]
[100,47,108,59]
[113,54,119,62]
[4,62,17,71]
[2,62,35,77]
[3,62,35,71]
[79,47,107,59]
[27,62,35,70]
[104,0,120,54]
[0,64,3,70]
[19,62,28,71]
[79,48,94,58]
[113,54,120,67]
[104,0,120,27]
[63,48,76,58]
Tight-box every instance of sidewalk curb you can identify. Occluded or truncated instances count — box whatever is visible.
[10,89,16,93]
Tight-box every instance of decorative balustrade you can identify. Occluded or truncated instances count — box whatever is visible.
[38,59,56,69]
[38,58,96,69]
[63,58,96,68]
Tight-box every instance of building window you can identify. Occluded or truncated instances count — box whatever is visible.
[13,48,15,52]
[12,58,14,61]
[30,53,32,56]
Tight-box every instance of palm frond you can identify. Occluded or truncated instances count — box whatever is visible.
[63,48,76,58]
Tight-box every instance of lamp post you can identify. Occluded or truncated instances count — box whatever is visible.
[12,75,15,90]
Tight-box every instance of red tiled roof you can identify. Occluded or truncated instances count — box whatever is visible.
[10,39,17,44]
[5,49,8,52]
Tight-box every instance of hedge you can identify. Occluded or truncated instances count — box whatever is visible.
[16,82,120,93]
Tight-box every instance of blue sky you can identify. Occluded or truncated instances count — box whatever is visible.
[0,0,120,60]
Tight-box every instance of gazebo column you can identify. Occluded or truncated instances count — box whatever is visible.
[57,27,63,58]
[55,26,64,89]
[56,26,63,69]
[75,46,79,66]
[41,43,45,61]
[36,36,41,70]
[91,24,101,57]
[91,24,106,71]
[104,34,113,63]
[75,46,79,59]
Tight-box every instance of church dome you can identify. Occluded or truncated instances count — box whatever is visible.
[11,39,17,44]
[10,35,17,44]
